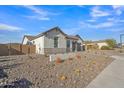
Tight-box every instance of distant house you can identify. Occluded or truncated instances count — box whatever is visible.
[94,40,108,49]
[84,40,108,50]
[22,27,84,54]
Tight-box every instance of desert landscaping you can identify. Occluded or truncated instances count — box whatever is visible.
[0,49,122,88]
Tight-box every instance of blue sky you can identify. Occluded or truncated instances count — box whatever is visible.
[0,5,124,43]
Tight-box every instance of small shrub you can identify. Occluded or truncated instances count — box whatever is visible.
[101,46,111,50]
[59,75,67,80]
[92,61,96,65]
[74,69,81,76]
[68,57,73,60]
[76,54,81,60]
[86,63,90,67]
[45,54,49,57]
[56,57,62,64]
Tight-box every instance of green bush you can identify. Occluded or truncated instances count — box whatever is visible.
[105,39,117,48]
[101,46,111,50]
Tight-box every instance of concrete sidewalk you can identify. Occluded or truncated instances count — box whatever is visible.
[87,55,124,88]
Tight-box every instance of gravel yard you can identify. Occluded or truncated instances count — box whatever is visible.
[0,50,119,88]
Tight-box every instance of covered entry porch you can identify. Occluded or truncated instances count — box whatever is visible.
[66,40,83,52]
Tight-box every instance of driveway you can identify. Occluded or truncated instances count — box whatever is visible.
[87,54,124,88]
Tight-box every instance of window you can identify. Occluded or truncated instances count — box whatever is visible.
[26,41,32,45]
[54,37,58,48]
[66,40,70,48]
[33,41,35,44]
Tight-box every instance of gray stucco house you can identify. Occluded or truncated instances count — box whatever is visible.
[22,27,84,54]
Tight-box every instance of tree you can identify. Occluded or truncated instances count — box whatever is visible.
[105,39,117,48]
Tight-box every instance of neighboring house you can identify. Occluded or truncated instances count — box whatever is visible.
[22,27,84,54]
[95,40,108,49]
[84,40,108,50]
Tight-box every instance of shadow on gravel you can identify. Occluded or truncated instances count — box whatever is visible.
[0,59,16,63]
[1,63,23,69]
[0,78,33,88]
[0,68,8,79]
[0,63,23,79]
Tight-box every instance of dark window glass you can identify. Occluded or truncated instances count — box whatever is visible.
[26,41,32,45]
[54,37,58,48]
[66,40,70,48]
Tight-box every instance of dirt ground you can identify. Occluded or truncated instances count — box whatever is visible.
[0,50,121,88]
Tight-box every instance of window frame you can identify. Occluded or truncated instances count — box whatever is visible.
[66,39,70,48]
[54,37,59,48]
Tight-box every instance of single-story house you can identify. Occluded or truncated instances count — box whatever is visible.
[84,40,108,50]
[96,41,108,49]
[22,27,84,54]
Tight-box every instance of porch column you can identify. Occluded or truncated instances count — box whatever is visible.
[70,40,72,52]
[81,44,83,51]
[75,41,77,52]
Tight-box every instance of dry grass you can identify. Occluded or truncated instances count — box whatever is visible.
[76,54,81,60]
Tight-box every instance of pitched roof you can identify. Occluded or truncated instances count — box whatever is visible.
[24,35,36,41]
[23,27,83,41]
[66,35,79,40]
[36,26,67,38]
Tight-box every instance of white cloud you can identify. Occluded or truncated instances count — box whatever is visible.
[24,5,48,16]
[108,28,124,32]
[63,27,82,35]
[91,22,114,28]
[80,21,115,29]
[112,5,124,15]
[23,5,60,21]
[23,5,50,20]
[90,6,111,18]
[0,23,23,32]
[112,5,121,9]
[77,5,84,8]
[87,19,96,22]
[107,17,124,23]
[25,15,50,21]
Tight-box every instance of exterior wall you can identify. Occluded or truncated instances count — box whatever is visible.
[44,29,66,54]
[77,38,82,43]
[22,37,29,44]
[97,42,108,49]
[31,36,44,54]
[49,52,81,62]
[44,48,66,54]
